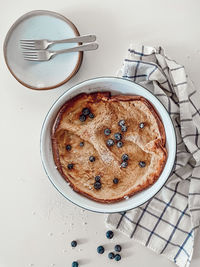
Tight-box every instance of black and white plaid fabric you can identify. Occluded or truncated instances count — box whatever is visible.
[106,45,200,267]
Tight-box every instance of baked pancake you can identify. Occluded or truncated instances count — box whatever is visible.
[51,92,167,203]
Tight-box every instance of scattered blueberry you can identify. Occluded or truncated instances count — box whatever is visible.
[72,261,78,267]
[121,154,129,161]
[114,133,122,141]
[104,128,111,136]
[121,125,127,132]
[82,108,90,116]
[89,156,95,162]
[68,163,74,170]
[89,113,94,119]
[108,252,115,259]
[107,139,115,147]
[71,240,77,247]
[139,161,146,167]
[118,120,125,126]
[113,178,119,184]
[94,181,101,190]
[97,245,105,254]
[80,142,84,147]
[114,245,121,252]
[117,141,123,148]
[66,144,71,151]
[95,175,101,182]
[139,122,145,129]
[79,114,86,122]
[121,161,128,168]
[115,254,121,261]
[106,230,114,239]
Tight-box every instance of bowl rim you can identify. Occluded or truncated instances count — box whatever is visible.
[40,76,177,213]
[3,10,83,90]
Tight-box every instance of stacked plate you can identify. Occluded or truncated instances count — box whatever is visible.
[4,10,83,90]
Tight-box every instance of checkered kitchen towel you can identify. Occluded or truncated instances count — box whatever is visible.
[106,45,200,267]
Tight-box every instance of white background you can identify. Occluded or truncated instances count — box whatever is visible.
[1,0,200,266]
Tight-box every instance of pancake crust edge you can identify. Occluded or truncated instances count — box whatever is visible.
[51,92,167,203]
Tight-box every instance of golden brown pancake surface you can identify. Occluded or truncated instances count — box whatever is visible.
[51,92,167,203]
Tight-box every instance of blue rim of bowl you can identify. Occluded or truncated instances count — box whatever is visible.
[40,76,177,214]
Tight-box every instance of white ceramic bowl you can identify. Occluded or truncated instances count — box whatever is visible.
[40,77,176,213]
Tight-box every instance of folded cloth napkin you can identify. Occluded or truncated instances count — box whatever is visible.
[106,45,200,267]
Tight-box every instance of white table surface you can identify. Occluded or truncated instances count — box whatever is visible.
[1,0,200,266]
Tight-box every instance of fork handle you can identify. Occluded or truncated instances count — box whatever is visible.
[51,35,96,45]
[51,43,98,55]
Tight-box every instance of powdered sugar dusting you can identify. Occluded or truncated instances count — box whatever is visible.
[83,182,92,190]
[125,135,155,153]
[101,152,114,163]
[126,135,138,143]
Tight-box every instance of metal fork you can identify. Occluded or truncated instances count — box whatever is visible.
[20,34,96,50]
[22,42,98,61]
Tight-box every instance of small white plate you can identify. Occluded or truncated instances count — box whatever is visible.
[4,10,83,90]
[40,77,176,213]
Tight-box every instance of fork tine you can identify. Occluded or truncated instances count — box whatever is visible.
[20,42,35,45]
[24,57,39,60]
[22,50,37,55]
[22,55,38,58]
[23,55,36,58]
[20,40,35,43]
[24,59,38,61]
[23,56,38,60]
[20,42,34,44]
[21,45,35,49]
[23,57,39,61]
[23,53,37,56]
[22,51,38,54]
